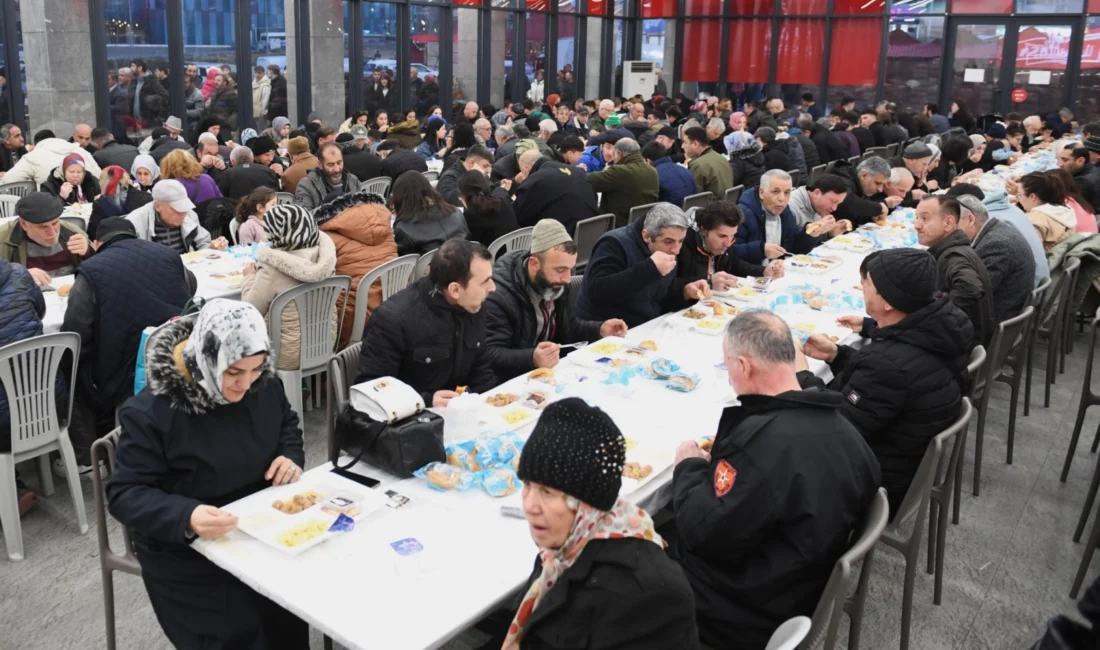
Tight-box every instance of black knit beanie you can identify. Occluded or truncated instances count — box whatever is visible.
[517,398,625,511]
[863,249,936,315]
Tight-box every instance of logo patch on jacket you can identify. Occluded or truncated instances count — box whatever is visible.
[847,390,861,405]
[714,460,736,497]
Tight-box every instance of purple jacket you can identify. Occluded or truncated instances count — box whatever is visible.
[174,175,223,204]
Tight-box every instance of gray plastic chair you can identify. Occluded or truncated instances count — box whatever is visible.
[327,343,362,464]
[925,398,974,605]
[568,274,583,314]
[0,194,18,219]
[488,226,535,259]
[1024,275,1053,416]
[883,398,972,650]
[1062,310,1100,484]
[810,164,827,184]
[681,191,713,212]
[628,202,659,225]
[765,616,811,650]
[61,216,85,231]
[952,346,986,526]
[349,254,418,344]
[1062,260,1083,370]
[1042,258,1081,406]
[0,180,36,198]
[413,248,438,279]
[362,176,393,200]
[862,146,888,160]
[268,276,351,419]
[91,428,141,650]
[802,487,888,650]
[848,156,860,166]
[886,143,901,157]
[0,332,87,561]
[724,184,744,205]
[275,191,295,205]
[789,169,805,188]
[574,214,614,271]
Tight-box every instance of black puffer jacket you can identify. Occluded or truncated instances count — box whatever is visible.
[671,226,764,312]
[728,144,766,190]
[798,297,972,514]
[517,538,701,650]
[462,189,519,248]
[513,158,599,236]
[1073,163,1100,213]
[823,159,886,226]
[928,229,997,347]
[355,276,496,402]
[483,250,602,379]
[381,148,428,181]
[810,122,849,165]
[760,139,791,173]
[791,132,821,171]
[40,167,101,205]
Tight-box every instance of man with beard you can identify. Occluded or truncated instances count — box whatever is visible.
[484,219,627,379]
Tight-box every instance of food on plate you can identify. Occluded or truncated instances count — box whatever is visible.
[523,391,547,407]
[275,519,328,548]
[838,219,853,232]
[527,368,554,383]
[56,284,72,297]
[622,462,654,480]
[799,288,819,301]
[271,490,322,514]
[480,468,518,497]
[697,319,726,330]
[486,393,519,407]
[791,322,817,333]
[792,255,814,263]
[639,340,658,351]
[705,301,737,316]
[501,410,532,426]
[667,373,698,392]
[587,341,622,355]
[321,492,362,517]
[831,235,854,245]
[610,358,634,368]
[807,297,825,310]
[624,345,650,357]
[734,287,758,297]
[427,463,465,489]
[697,437,714,452]
[682,308,707,320]
[811,263,831,270]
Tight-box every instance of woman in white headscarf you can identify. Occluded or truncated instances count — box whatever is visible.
[107,299,309,650]
[130,153,160,192]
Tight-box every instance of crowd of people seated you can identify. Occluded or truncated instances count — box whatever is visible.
[5,73,1100,650]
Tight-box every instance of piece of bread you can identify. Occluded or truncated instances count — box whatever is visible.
[56,284,72,297]
[528,368,554,381]
[639,340,658,351]
[427,465,462,490]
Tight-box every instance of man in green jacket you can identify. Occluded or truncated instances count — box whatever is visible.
[0,192,92,285]
[683,126,734,198]
[587,138,660,228]
[586,99,616,138]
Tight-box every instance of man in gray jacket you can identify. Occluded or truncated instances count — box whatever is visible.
[294,143,362,210]
[955,194,1035,324]
[947,184,1048,287]
[125,180,226,253]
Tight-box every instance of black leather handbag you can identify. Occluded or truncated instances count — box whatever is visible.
[333,404,445,477]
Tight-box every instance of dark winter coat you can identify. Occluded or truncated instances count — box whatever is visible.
[62,238,193,407]
[761,139,791,173]
[484,250,603,379]
[462,190,519,249]
[850,127,875,154]
[355,276,496,402]
[735,190,816,265]
[823,159,886,226]
[381,148,428,181]
[294,166,363,210]
[928,229,997,347]
[393,205,469,257]
[518,538,701,650]
[435,161,466,206]
[673,389,881,650]
[728,144,766,190]
[40,167,101,205]
[785,135,807,175]
[216,163,280,201]
[587,152,660,228]
[652,156,697,208]
[0,143,26,173]
[575,218,679,327]
[810,123,849,165]
[790,132,821,171]
[341,147,385,184]
[834,129,861,159]
[88,189,153,239]
[93,140,141,172]
[798,298,972,513]
[514,158,599,236]
[972,216,1037,325]
[1073,163,1100,213]
[148,137,192,164]
[670,226,764,312]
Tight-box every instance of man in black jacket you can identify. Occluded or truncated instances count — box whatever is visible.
[754,127,790,172]
[484,220,626,379]
[826,156,890,226]
[915,195,995,347]
[0,123,26,174]
[851,110,876,154]
[436,144,494,206]
[61,217,195,473]
[340,126,385,182]
[356,239,497,407]
[90,128,139,172]
[216,146,280,201]
[673,310,881,650]
[1059,144,1100,211]
[797,249,971,513]
[377,139,428,181]
[801,115,847,165]
[888,141,936,207]
[513,151,599,236]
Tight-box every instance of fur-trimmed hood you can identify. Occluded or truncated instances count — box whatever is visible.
[313,190,389,227]
[144,314,275,416]
[728,142,764,160]
[255,231,337,283]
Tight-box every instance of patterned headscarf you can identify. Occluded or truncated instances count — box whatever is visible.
[240,128,258,146]
[182,299,270,406]
[502,497,662,650]
[724,130,756,153]
[263,204,319,251]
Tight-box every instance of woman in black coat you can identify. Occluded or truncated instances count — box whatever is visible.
[500,398,700,650]
[107,299,309,650]
[726,131,766,190]
[456,170,518,248]
[40,154,101,205]
[87,166,153,239]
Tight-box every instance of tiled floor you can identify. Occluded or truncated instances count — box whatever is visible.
[3,334,1100,650]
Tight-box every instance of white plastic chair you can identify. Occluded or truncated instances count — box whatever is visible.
[0,194,18,220]
[275,191,295,205]
[362,176,393,200]
[421,170,439,182]
[413,248,437,279]
[0,180,35,198]
[765,616,811,650]
[348,254,418,344]
[0,332,88,561]
[268,276,351,419]
[488,226,535,259]
[229,218,241,245]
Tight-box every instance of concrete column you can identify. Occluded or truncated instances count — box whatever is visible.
[661,21,677,93]
[455,9,478,106]
[284,0,299,125]
[585,17,602,100]
[490,12,507,109]
[22,0,96,135]
[285,0,345,127]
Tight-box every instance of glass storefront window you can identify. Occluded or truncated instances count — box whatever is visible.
[558,15,579,106]
[104,1,170,143]
[1017,0,1084,12]
[1079,18,1100,123]
[681,19,721,88]
[613,18,623,96]
[949,23,1004,118]
[1012,24,1072,117]
[641,0,676,17]
[779,0,825,14]
[833,0,886,13]
[410,5,444,118]
[527,13,548,103]
[363,3,399,122]
[641,19,665,73]
[885,16,944,115]
[184,0,238,137]
[952,0,1011,12]
[251,0,287,130]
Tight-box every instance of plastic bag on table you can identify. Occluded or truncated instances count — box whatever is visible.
[477,467,521,497]
[414,462,476,492]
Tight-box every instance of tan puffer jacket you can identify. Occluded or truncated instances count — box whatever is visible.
[314,192,399,347]
[241,232,338,369]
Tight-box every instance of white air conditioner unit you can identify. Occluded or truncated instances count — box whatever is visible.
[623,61,656,101]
